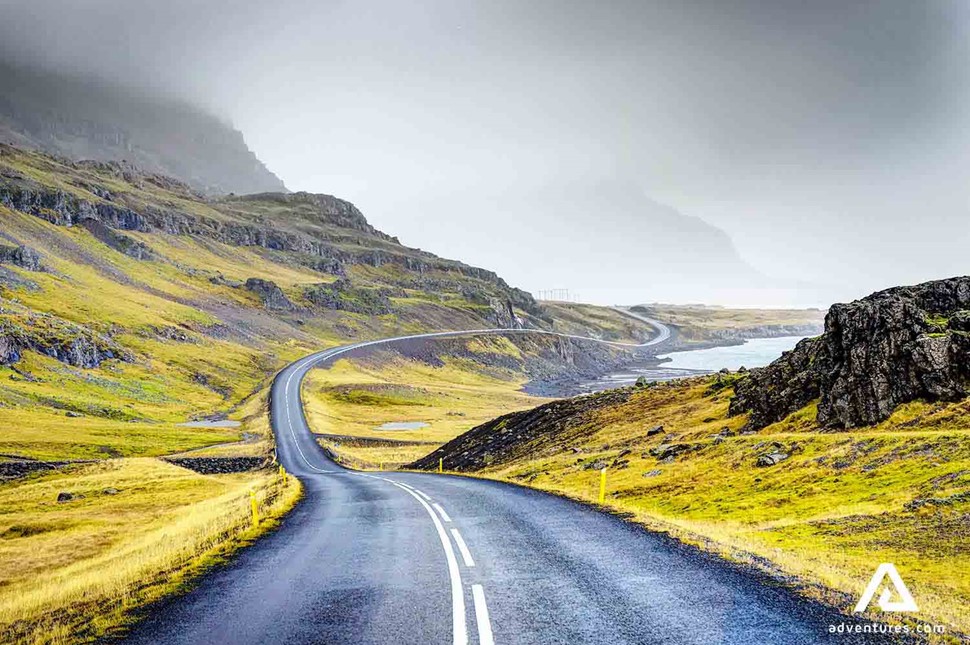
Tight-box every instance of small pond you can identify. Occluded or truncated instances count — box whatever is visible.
[376,421,430,431]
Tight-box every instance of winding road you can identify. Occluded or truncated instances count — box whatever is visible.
[123,324,860,645]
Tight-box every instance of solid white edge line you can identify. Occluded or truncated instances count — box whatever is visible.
[389,481,468,645]
[471,585,495,645]
[433,502,453,523]
[450,529,475,568]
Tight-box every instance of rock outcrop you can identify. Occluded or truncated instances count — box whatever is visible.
[485,297,520,329]
[304,279,394,315]
[0,311,133,368]
[0,245,41,270]
[728,336,820,429]
[81,219,155,260]
[731,277,970,429]
[244,278,296,312]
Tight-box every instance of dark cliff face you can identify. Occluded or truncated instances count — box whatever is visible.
[731,277,970,429]
[0,62,285,196]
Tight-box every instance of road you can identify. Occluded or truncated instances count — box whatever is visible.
[123,327,866,645]
[610,307,673,346]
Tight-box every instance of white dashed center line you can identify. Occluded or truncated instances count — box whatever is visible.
[450,529,475,567]
[472,584,495,645]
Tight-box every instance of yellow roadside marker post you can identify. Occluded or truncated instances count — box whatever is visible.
[438,458,443,473]
[598,467,607,504]
[250,490,259,528]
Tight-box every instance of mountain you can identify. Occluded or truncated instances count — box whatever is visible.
[0,62,285,195]
[0,143,561,458]
[408,178,764,305]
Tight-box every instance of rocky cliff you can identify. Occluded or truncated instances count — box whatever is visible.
[0,62,285,195]
[0,144,542,320]
[731,277,970,429]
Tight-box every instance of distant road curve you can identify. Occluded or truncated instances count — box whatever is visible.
[609,306,673,346]
[123,323,853,645]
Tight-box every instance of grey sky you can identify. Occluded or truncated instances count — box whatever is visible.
[1,0,968,306]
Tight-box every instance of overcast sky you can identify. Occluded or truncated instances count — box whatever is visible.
[2,0,968,306]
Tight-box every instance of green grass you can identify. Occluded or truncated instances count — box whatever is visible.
[0,144,544,640]
[0,142,680,642]
[469,379,970,637]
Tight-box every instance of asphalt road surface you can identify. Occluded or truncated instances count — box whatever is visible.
[123,327,876,645]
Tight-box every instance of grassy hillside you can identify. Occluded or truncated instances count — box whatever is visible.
[538,302,657,343]
[0,144,556,461]
[0,459,300,643]
[409,376,970,639]
[0,144,581,642]
[0,144,827,642]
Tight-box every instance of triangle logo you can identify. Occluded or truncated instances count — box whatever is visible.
[853,563,919,613]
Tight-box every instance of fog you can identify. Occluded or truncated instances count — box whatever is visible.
[2,0,968,307]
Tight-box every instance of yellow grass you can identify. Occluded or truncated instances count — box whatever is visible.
[541,302,657,343]
[303,353,551,467]
[635,303,825,343]
[315,345,969,638]
[0,458,301,644]
[472,380,970,638]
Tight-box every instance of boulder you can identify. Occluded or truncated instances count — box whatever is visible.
[245,278,296,311]
[304,279,392,315]
[649,442,697,461]
[645,425,664,437]
[486,297,520,329]
[732,277,970,429]
[756,452,789,467]
[56,491,75,503]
